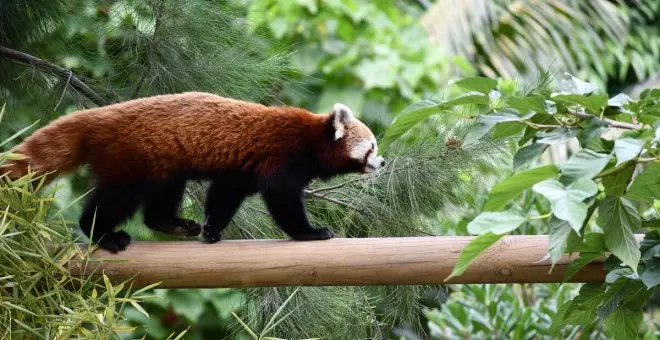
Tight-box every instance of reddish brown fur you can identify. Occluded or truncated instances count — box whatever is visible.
[3,92,382,252]
[5,92,354,184]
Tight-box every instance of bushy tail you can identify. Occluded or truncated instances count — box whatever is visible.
[1,114,88,186]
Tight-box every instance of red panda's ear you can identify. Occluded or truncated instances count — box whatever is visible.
[330,103,354,141]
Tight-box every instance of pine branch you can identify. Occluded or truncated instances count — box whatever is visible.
[0,45,108,107]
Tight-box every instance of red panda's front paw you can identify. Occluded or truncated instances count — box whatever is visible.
[290,228,335,241]
[202,225,222,243]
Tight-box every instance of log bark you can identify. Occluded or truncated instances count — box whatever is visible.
[68,235,636,289]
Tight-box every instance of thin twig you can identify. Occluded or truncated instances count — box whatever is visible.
[0,45,108,107]
[53,70,72,111]
[132,73,147,99]
[304,190,362,212]
[568,109,641,130]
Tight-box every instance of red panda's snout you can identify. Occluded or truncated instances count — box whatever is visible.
[328,103,385,175]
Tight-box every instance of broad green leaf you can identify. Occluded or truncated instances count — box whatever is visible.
[640,258,660,288]
[598,197,641,272]
[532,178,598,232]
[491,121,526,140]
[467,211,526,235]
[625,162,660,203]
[557,73,598,95]
[550,283,604,332]
[167,290,205,322]
[445,232,504,281]
[548,217,572,266]
[613,138,645,166]
[563,252,603,283]
[381,100,444,148]
[608,93,632,107]
[551,93,608,113]
[560,149,611,183]
[536,127,578,145]
[603,307,643,340]
[354,58,398,89]
[450,76,497,94]
[640,232,660,288]
[483,165,559,211]
[513,143,548,171]
[602,165,634,196]
[504,95,546,114]
[381,94,488,148]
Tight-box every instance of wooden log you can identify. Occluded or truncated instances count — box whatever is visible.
[68,235,626,289]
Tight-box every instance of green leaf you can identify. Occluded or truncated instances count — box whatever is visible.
[557,73,598,95]
[536,127,578,145]
[532,178,598,232]
[513,143,548,171]
[491,121,526,140]
[613,138,645,166]
[563,252,603,282]
[381,94,489,149]
[167,290,205,322]
[450,76,497,94]
[354,58,398,89]
[603,307,643,340]
[504,95,546,114]
[640,258,660,288]
[551,93,608,113]
[560,149,611,183]
[550,283,604,332]
[548,217,573,266]
[598,197,642,272]
[483,165,559,211]
[467,211,527,235]
[603,165,635,196]
[445,232,504,281]
[625,163,660,203]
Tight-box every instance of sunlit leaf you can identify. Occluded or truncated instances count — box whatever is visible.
[467,211,526,235]
[483,165,559,211]
[533,178,598,232]
[613,138,645,166]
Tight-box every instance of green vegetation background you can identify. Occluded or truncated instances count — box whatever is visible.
[1,0,660,339]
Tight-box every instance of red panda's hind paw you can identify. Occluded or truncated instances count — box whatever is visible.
[97,231,132,253]
[290,228,335,241]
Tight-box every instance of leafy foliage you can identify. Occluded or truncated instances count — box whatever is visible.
[0,145,166,338]
[246,0,470,131]
[413,73,660,339]
[420,0,660,91]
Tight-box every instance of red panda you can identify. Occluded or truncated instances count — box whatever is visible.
[2,92,385,252]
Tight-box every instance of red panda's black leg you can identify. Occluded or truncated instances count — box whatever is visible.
[79,184,144,253]
[142,179,202,237]
[202,180,248,243]
[260,183,334,241]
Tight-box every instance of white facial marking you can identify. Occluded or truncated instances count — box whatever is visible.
[349,138,385,173]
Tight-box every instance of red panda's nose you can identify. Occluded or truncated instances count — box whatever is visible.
[380,160,385,167]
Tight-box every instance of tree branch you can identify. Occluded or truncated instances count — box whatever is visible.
[0,45,109,107]
[569,109,641,130]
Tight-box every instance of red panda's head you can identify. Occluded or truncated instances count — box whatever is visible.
[322,103,385,175]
